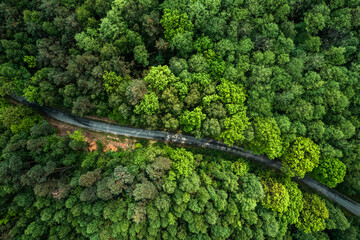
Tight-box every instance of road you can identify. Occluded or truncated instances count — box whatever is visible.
[13,96,360,216]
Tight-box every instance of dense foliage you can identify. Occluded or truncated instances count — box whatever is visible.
[1,0,360,238]
[1,0,359,195]
[0,103,358,239]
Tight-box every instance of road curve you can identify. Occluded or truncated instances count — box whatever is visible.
[13,96,360,216]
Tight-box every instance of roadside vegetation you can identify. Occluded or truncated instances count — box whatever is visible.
[0,103,358,239]
[0,0,360,239]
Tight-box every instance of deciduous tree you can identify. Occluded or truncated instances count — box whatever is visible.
[312,158,346,188]
[249,117,283,159]
[282,137,320,178]
[296,193,329,233]
[180,107,206,133]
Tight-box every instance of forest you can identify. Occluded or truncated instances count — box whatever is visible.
[0,102,358,239]
[0,0,360,239]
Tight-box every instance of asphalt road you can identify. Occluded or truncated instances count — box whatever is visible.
[13,96,360,216]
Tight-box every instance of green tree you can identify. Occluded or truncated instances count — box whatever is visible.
[146,157,172,180]
[74,29,101,53]
[68,130,86,142]
[163,114,179,130]
[180,107,206,133]
[134,92,159,115]
[103,71,126,94]
[325,46,346,65]
[68,130,87,150]
[24,220,47,238]
[325,201,350,231]
[134,44,149,67]
[169,57,188,75]
[23,56,36,68]
[169,148,196,178]
[160,9,193,41]
[261,178,289,213]
[217,79,246,106]
[79,169,102,187]
[280,178,303,225]
[304,36,322,52]
[184,84,201,107]
[125,79,147,106]
[296,193,329,233]
[133,181,158,201]
[0,63,29,97]
[240,174,265,201]
[72,96,94,117]
[144,65,177,92]
[99,3,127,41]
[312,158,346,188]
[219,111,250,146]
[231,160,249,177]
[0,105,41,133]
[202,118,221,138]
[170,32,194,58]
[188,54,208,73]
[204,102,226,119]
[304,5,330,35]
[249,117,283,159]
[282,137,320,178]
[30,121,55,138]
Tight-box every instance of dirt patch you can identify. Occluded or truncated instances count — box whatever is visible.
[45,117,135,152]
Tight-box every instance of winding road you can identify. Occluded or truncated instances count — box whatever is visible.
[13,96,360,216]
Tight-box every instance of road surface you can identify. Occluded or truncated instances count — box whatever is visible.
[13,96,360,216]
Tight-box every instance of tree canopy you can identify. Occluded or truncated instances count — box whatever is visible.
[1,0,360,238]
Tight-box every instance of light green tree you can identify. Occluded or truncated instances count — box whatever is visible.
[216,79,246,105]
[219,111,250,146]
[160,9,193,41]
[296,193,329,233]
[169,148,196,178]
[282,137,320,178]
[180,107,206,133]
[280,179,303,225]
[103,71,127,94]
[134,92,159,115]
[249,117,283,159]
[144,65,177,92]
[261,178,289,213]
